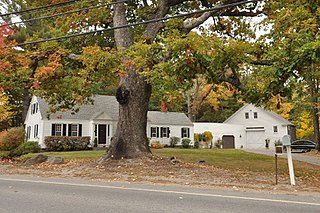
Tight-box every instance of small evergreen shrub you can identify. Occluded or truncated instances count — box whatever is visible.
[194,141,199,149]
[7,141,40,158]
[169,137,180,147]
[181,138,191,148]
[44,136,91,151]
[0,127,25,151]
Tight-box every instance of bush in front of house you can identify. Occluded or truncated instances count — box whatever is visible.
[0,127,25,151]
[169,137,180,147]
[150,140,165,149]
[6,141,41,158]
[44,136,91,151]
[181,138,191,148]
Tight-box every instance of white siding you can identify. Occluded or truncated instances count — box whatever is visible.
[24,96,42,145]
[194,123,245,149]
[225,104,291,148]
[149,124,194,146]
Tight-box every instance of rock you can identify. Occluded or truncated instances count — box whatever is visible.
[47,156,64,164]
[197,160,206,164]
[24,154,48,166]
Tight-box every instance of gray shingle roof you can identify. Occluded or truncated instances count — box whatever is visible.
[38,95,119,120]
[148,111,193,126]
[37,95,192,126]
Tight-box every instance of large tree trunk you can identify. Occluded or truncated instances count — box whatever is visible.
[310,81,320,150]
[100,1,152,160]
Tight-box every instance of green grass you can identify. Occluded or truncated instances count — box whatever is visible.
[153,148,282,173]
[22,148,320,178]
[24,150,106,160]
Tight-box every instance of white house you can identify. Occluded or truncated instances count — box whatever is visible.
[194,104,296,149]
[24,95,194,148]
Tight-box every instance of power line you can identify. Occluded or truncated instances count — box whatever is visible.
[1,0,127,28]
[0,0,80,17]
[16,0,261,47]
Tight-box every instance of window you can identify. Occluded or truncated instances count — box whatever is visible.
[68,124,82,136]
[54,124,62,136]
[151,127,159,138]
[31,103,39,115]
[70,124,78,136]
[273,126,278,133]
[34,124,38,138]
[254,112,258,119]
[160,127,170,138]
[245,112,249,119]
[181,127,190,138]
[26,126,31,139]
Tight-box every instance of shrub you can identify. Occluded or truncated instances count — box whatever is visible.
[44,136,91,151]
[0,127,25,151]
[181,138,191,148]
[7,141,40,158]
[169,137,180,147]
[194,140,199,149]
[150,140,165,149]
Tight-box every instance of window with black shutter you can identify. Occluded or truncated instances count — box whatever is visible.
[181,127,190,138]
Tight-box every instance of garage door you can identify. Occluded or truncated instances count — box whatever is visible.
[246,130,265,149]
[222,135,235,149]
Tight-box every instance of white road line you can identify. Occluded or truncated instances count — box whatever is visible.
[1,177,319,206]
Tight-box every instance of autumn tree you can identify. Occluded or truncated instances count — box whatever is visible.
[247,0,320,147]
[1,0,264,159]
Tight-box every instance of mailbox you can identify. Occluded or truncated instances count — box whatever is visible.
[282,135,291,146]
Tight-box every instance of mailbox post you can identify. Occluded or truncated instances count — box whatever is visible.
[282,135,295,186]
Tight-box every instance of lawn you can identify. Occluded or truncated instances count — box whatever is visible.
[22,148,320,178]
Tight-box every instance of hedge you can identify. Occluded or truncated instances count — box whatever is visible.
[44,136,91,151]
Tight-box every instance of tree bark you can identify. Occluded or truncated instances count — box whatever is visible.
[310,80,320,150]
[101,1,152,160]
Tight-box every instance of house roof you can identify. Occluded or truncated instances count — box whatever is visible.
[37,95,119,121]
[148,111,193,126]
[223,103,294,125]
[37,95,192,126]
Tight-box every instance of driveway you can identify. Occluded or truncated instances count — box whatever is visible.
[245,149,320,166]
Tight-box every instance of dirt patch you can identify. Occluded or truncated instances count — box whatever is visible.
[1,156,320,195]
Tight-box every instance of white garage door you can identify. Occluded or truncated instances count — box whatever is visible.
[246,130,266,149]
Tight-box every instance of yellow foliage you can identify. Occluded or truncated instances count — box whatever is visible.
[268,95,294,120]
[295,111,314,139]
[0,94,14,122]
[202,131,213,142]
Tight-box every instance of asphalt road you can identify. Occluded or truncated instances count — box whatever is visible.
[0,175,320,213]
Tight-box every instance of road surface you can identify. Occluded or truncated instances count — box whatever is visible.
[0,175,319,213]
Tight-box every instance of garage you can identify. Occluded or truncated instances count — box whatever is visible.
[246,129,266,149]
[222,135,235,149]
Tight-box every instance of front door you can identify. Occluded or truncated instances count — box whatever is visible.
[98,125,107,145]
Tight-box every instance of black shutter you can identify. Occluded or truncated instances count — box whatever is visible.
[63,124,67,136]
[79,124,82,136]
[156,127,159,138]
[181,128,183,138]
[107,125,110,137]
[51,124,56,136]
[150,127,153,138]
[160,127,163,138]
[187,128,190,138]
[167,127,170,138]
[68,124,72,136]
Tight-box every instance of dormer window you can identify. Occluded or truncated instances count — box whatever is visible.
[31,103,39,115]
[254,112,258,119]
[245,112,249,119]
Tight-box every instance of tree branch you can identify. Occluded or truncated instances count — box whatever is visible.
[251,60,273,66]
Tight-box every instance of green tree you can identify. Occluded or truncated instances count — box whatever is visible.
[2,0,263,159]
[247,0,320,147]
